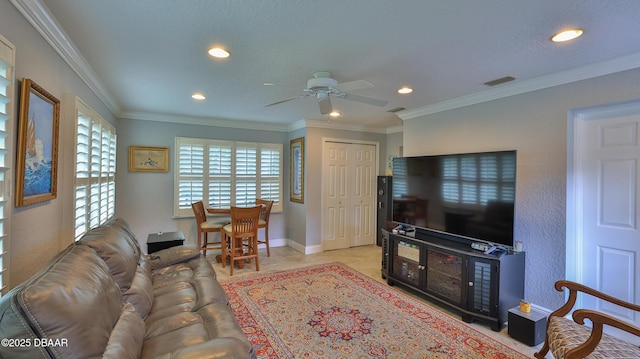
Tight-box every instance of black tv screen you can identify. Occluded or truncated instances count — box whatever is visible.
[392,150,516,247]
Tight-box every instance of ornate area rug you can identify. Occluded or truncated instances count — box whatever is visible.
[220,262,528,359]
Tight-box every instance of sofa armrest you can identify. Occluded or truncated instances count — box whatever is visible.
[148,245,201,270]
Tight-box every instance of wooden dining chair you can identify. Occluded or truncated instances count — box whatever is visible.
[191,201,229,257]
[221,206,262,276]
[255,199,274,256]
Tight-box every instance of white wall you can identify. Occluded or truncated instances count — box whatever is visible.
[403,68,640,310]
[0,1,118,287]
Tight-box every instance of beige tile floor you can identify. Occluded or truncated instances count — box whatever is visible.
[208,244,542,357]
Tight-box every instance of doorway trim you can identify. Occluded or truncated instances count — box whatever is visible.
[321,137,380,251]
[567,99,640,286]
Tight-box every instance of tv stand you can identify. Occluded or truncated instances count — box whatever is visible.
[383,230,525,331]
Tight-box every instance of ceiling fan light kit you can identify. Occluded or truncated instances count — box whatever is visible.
[265,71,388,115]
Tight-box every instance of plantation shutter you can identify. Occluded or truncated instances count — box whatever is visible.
[208,142,231,208]
[74,114,90,238]
[235,145,257,207]
[0,34,14,295]
[177,140,205,208]
[260,146,281,202]
[73,98,116,240]
[174,137,283,217]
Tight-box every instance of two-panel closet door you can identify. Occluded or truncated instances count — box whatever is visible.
[323,141,376,250]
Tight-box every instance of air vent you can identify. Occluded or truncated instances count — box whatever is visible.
[387,107,405,113]
[484,76,516,87]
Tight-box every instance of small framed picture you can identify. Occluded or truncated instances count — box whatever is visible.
[290,137,304,203]
[129,146,169,172]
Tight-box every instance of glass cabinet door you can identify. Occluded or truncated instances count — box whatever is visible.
[425,248,463,305]
[391,238,423,287]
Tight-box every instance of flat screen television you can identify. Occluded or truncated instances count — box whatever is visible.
[392,150,516,247]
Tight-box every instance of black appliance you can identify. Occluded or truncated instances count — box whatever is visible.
[392,150,516,248]
[376,175,392,246]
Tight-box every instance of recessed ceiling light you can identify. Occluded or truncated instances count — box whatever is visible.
[329,111,341,117]
[551,29,583,42]
[397,86,413,94]
[192,93,206,100]
[208,47,230,58]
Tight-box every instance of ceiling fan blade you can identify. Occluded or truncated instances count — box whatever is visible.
[318,93,332,115]
[264,95,305,107]
[332,80,374,92]
[342,93,388,107]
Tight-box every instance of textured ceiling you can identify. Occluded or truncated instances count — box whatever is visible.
[29,0,640,130]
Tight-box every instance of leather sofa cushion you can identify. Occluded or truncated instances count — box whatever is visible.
[142,303,252,359]
[0,244,123,359]
[123,256,154,319]
[78,218,141,293]
[103,302,145,359]
[149,257,228,317]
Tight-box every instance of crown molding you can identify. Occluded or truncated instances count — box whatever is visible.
[398,51,640,120]
[385,125,403,134]
[301,119,392,134]
[120,110,293,132]
[11,0,121,115]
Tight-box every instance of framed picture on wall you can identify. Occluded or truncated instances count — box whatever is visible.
[15,79,60,207]
[290,137,304,203]
[129,146,169,172]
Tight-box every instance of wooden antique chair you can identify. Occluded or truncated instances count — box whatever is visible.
[535,280,640,359]
[221,206,262,276]
[255,199,274,256]
[191,201,229,257]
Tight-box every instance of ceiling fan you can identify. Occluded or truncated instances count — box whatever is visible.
[264,71,388,115]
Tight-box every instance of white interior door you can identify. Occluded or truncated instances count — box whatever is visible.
[324,142,350,250]
[351,144,376,246]
[575,108,640,343]
[323,141,376,250]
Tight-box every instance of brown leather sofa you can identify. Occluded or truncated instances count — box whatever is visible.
[0,218,255,359]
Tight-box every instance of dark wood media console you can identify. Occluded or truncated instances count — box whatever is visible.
[381,227,525,331]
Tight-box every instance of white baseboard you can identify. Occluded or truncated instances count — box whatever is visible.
[285,239,323,254]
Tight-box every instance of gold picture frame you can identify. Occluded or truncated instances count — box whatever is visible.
[129,146,169,172]
[15,79,60,207]
[290,137,304,203]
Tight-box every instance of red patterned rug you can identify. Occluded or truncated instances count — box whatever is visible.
[220,262,529,359]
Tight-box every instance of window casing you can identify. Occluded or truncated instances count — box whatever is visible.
[174,137,283,217]
[0,34,14,296]
[73,98,116,240]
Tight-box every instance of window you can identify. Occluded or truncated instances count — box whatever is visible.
[0,34,14,296]
[73,98,116,240]
[175,137,282,217]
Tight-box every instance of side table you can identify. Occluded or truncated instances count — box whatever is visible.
[508,306,547,346]
[147,231,185,254]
